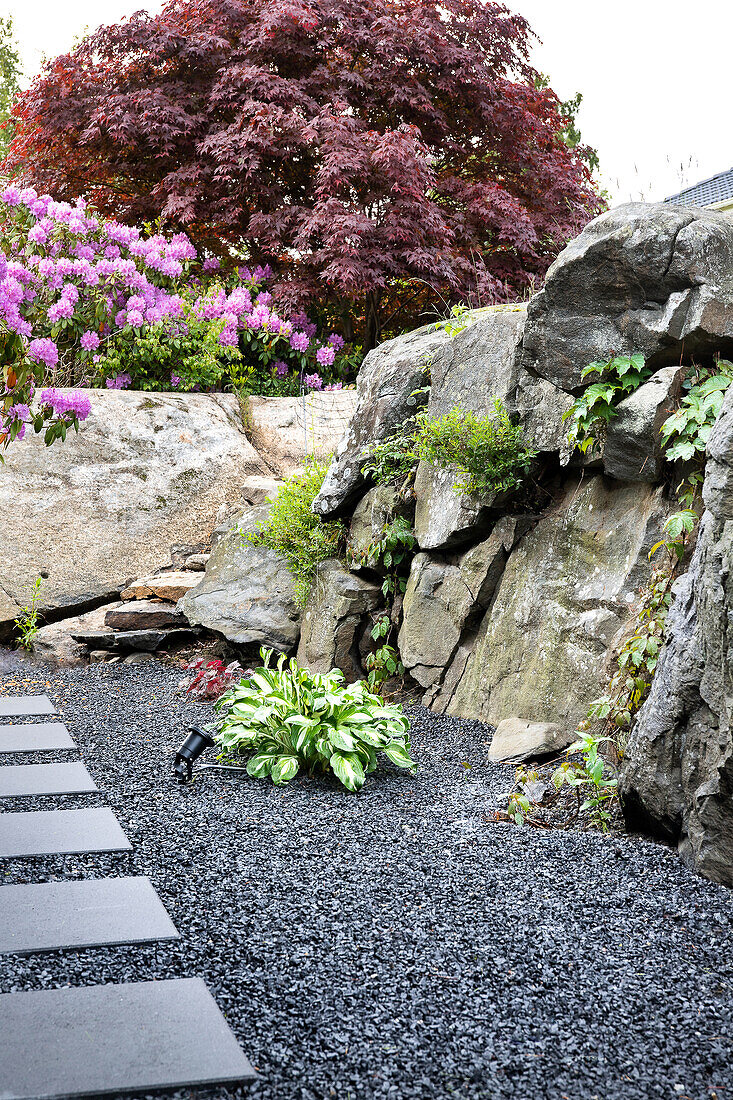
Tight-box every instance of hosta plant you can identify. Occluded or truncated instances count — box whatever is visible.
[213,650,415,791]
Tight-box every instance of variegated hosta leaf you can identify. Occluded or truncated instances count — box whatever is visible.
[246,752,279,778]
[330,751,365,791]
[327,727,360,752]
[382,742,417,770]
[271,755,300,785]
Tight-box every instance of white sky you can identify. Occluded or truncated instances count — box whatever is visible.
[6,0,733,205]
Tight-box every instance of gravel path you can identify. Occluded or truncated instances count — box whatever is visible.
[1,661,731,1100]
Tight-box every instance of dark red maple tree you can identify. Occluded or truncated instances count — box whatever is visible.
[4,0,603,348]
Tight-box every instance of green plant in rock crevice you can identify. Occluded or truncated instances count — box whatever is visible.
[415,400,536,500]
[348,515,416,695]
[660,359,733,462]
[247,457,346,607]
[14,577,43,651]
[563,353,651,454]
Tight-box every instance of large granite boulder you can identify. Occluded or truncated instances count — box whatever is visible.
[520,203,733,394]
[438,476,668,733]
[297,560,382,679]
[181,505,300,654]
[312,322,446,518]
[620,388,733,886]
[0,390,265,637]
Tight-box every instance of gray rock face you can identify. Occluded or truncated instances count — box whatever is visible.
[603,365,685,482]
[248,389,358,475]
[488,717,566,764]
[297,560,382,679]
[441,476,668,732]
[427,307,527,417]
[181,505,300,654]
[413,464,491,551]
[398,517,522,690]
[520,203,733,394]
[0,390,265,635]
[620,388,733,886]
[313,323,443,518]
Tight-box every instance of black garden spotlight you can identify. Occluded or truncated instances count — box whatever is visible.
[174,726,216,784]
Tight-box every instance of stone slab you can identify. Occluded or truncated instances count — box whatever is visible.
[0,694,56,716]
[0,763,97,798]
[0,808,131,859]
[0,722,76,754]
[0,877,179,955]
[0,977,256,1099]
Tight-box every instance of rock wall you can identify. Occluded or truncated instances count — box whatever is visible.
[620,387,733,886]
[11,202,733,883]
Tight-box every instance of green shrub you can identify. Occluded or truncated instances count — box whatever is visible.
[214,649,415,791]
[247,458,346,607]
[415,399,536,499]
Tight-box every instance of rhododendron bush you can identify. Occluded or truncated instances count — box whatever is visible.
[0,184,352,452]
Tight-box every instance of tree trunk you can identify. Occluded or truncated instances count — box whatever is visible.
[363,291,382,354]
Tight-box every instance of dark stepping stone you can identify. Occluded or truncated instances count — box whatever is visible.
[0,722,76,754]
[0,876,180,955]
[0,762,97,798]
[0,977,256,1099]
[0,694,56,716]
[0,808,131,859]
[0,723,76,754]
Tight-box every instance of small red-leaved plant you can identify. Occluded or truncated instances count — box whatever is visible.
[179,657,248,701]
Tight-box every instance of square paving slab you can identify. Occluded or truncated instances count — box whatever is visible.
[0,762,97,798]
[0,876,179,955]
[0,722,76,754]
[0,807,131,859]
[0,694,56,716]
[0,977,256,1099]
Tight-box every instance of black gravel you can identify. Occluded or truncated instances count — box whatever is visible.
[1,661,732,1100]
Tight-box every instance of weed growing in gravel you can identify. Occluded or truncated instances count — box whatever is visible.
[552,732,618,830]
[214,648,415,791]
[248,458,346,606]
